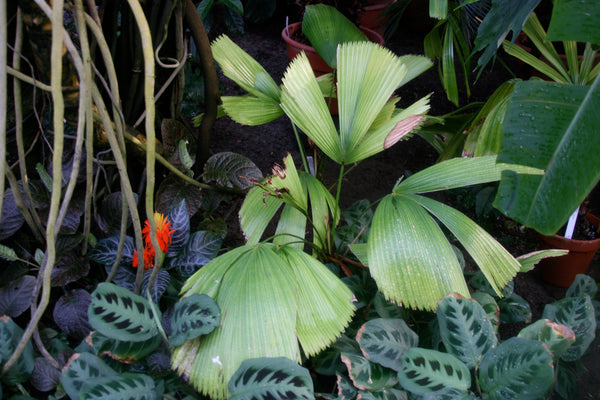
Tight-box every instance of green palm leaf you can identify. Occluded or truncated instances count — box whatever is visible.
[172,244,355,399]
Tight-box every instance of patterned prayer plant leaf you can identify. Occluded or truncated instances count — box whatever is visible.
[0,316,35,385]
[356,318,418,371]
[228,357,314,400]
[79,372,159,400]
[518,319,575,361]
[498,292,532,324]
[565,274,598,299]
[358,386,409,400]
[397,348,471,395]
[61,352,117,400]
[87,331,162,363]
[340,353,398,392]
[203,152,263,190]
[169,293,221,347]
[478,337,554,400]
[88,283,159,342]
[0,275,36,317]
[437,295,498,370]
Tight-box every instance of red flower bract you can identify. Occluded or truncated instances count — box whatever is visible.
[132,212,176,270]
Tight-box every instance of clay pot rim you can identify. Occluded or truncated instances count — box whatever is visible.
[538,213,600,247]
[281,22,384,51]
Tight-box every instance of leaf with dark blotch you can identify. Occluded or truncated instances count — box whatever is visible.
[79,372,159,400]
[156,175,203,218]
[88,283,159,342]
[341,353,398,392]
[141,269,171,303]
[31,357,61,392]
[88,236,135,267]
[0,275,36,317]
[51,252,90,287]
[0,188,25,241]
[228,357,314,400]
[357,318,418,372]
[61,353,117,400]
[166,200,190,256]
[170,294,220,347]
[53,289,93,339]
[566,274,597,299]
[0,316,35,385]
[203,152,263,190]
[88,331,162,363]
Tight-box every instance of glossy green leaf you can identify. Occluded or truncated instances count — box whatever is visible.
[228,357,314,400]
[302,4,367,69]
[203,152,263,190]
[546,0,600,43]
[341,353,398,391]
[437,296,497,370]
[398,348,471,394]
[61,353,117,400]
[368,193,469,310]
[356,318,418,371]
[518,319,575,361]
[494,78,600,234]
[170,294,220,347]
[479,337,554,400]
[80,372,159,400]
[542,295,596,361]
[89,283,159,342]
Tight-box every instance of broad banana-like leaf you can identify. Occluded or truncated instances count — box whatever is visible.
[478,337,554,400]
[546,0,600,44]
[398,348,471,395]
[494,77,600,235]
[228,357,314,400]
[542,295,596,361]
[302,4,368,70]
[437,296,497,370]
[356,318,418,371]
[518,319,575,361]
[211,35,283,125]
[171,244,354,399]
[281,42,432,165]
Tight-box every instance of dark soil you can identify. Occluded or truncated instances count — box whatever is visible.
[207,7,600,398]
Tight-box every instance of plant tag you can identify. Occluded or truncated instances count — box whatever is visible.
[564,207,579,239]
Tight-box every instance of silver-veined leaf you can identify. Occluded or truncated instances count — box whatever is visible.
[170,293,220,347]
[356,318,418,371]
[166,200,190,255]
[437,295,497,370]
[89,283,159,342]
[88,236,135,267]
[542,295,596,361]
[228,357,314,400]
[479,337,554,400]
[141,269,170,303]
[397,348,471,395]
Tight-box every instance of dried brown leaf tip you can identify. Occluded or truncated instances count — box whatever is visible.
[271,164,286,179]
[384,115,424,149]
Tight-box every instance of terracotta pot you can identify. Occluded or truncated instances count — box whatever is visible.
[537,213,600,287]
[281,22,384,76]
[356,0,396,36]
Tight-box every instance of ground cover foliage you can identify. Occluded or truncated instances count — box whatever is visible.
[0,0,599,399]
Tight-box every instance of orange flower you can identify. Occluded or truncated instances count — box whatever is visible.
[132,212,176,270]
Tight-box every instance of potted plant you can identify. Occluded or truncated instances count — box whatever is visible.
[355,0,397,35]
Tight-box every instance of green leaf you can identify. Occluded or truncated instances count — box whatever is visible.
[566,274,598,298]
[302,4,367,69]
[0,315,35,385]
[471,291,500,331]
[542,295,596,361]
[80,372,159,400]
[517,249,568,273]
[0,243,18,261]
[170,294,220,347]
[498,292,531,324]
[546,0,600,43]
[479,337,554,400]
[429,0,448,19]
[358,387,409,400]
[222,0,243,15]
[518,319,575,361]
[228,357,314,400]
[239,186,284,245]
[61,353,117,400]
[161,119,196,173]
[554,362,577,400]
[341,353,398,391]
[203,152,263,190]
[494,78,600,234]
[87,331,162,362]
[437,296,497,370]
[0,275,35,317]
[368,193,468,310]
[397,348,471,395]
[311,335,360,376]
[89,283,159,342]
[356,318,418,371]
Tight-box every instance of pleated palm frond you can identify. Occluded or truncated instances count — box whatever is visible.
[171,243,355,399]
[239,154,340,252]
[368,156,544,310]
[281,41,432,165]
[211,35,283,125]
